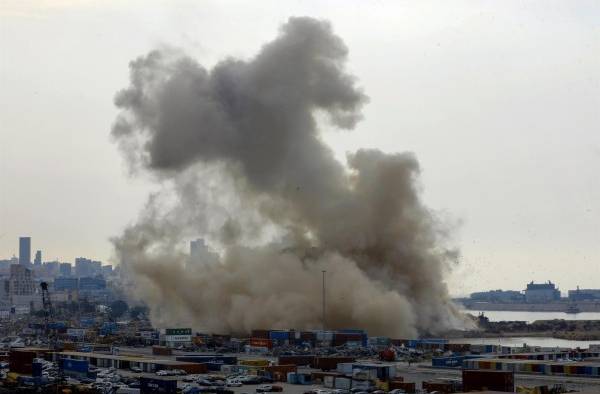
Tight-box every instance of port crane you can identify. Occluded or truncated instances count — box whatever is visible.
[40,282,54,340]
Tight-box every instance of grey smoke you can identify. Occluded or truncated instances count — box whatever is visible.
[111,17,467,336]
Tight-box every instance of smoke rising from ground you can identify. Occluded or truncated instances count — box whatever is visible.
[111,17,466,336]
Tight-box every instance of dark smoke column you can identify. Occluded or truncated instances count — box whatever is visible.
[111,17,466,336]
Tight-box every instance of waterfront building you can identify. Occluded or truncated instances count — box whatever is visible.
[525,281,561,303]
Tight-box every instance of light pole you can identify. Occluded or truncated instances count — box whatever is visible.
[322,270,326,331]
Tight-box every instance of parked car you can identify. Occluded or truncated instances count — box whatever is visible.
[197,379,213,386]
[155,370,169,376]
[129,367,142,373]
[227,380,242,387]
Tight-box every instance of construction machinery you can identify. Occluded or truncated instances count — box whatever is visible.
[40,282,53,336]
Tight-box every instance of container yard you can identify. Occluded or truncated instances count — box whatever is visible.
[0,325,597,393]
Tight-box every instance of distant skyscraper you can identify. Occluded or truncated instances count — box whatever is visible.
[34,250,42,265]
[190,238,219,265]
[75,257,102,277]
[59,263,72,277]
[18,237,31,266]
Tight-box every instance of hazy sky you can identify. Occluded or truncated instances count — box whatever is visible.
[0,1,598,296]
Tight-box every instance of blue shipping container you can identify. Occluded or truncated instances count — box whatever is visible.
[287,372,298,384]
[432,357,464,368]
[60,358,89,376]
[32,362,43,377]
[269,331,289,340]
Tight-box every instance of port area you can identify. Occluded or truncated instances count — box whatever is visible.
[112,347,600,392]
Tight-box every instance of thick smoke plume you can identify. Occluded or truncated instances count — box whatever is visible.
[111,17,465,337]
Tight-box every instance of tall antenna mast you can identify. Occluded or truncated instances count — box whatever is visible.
[322,270,326,331]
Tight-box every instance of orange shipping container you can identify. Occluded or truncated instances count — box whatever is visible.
[250,338,273,349]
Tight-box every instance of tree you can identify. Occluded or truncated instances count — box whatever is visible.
[109,300,129,319]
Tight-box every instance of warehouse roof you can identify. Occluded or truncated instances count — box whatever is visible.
[55,351,198,366]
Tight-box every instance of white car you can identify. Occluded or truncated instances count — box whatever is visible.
[227,380,243,387]
[155,370,169,376]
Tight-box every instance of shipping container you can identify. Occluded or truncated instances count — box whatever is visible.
[300,331,317,342]
[334,376,351,390]
[336,362,354,375]
[152,346,171,356]
[9,350,38,374]
[60,358,89,376]
[251,329,270,339]
[315,356,355,371]
[278,355,316,366]
[32,362,43,377]
[269,331,290,341]
[239,359,269,367]
[265,365,297,382]
[140,377,177,394]
[316,331,335,341]
[462,369,514,392]
[351,379,372,391]
[422,381,455,393]
[432,356,464,368]
[287,372,298,384]
[250,338,273,349]
[323,375,335,388]
[389,381,415,393]
[297,373,312,385]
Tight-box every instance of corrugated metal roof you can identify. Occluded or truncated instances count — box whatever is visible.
[54,351,197,366]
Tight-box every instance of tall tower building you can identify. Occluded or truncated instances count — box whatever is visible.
[34,250,42,265]
[19,237,31,266]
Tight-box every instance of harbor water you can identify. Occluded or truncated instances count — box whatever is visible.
[463,309,600,323]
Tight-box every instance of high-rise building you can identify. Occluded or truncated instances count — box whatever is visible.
[5,265,36,296]
[59,263,72,277]
[19,237,31,266]
[54,277,78,291]
[75,257,103,277]
[43,261,61,277]
[101,265,113,277]
[190,238,219,265]
[34,250,42,265]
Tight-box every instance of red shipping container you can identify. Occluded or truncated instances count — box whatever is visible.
[251,329,270,339]
[278,355,315,366]
[315,356,355,371]
[152,346,172,356]
[422,381,455,393]
[389,381,414,393]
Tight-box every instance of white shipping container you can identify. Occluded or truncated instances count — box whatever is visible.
[387,364,397,379]
[337,363,353,375]
[353,369,377,380]
[67,328,86,337]
[335,377,351,390]
[316,331,335,341]
[324,375,335,388]
[352,379,372,391]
